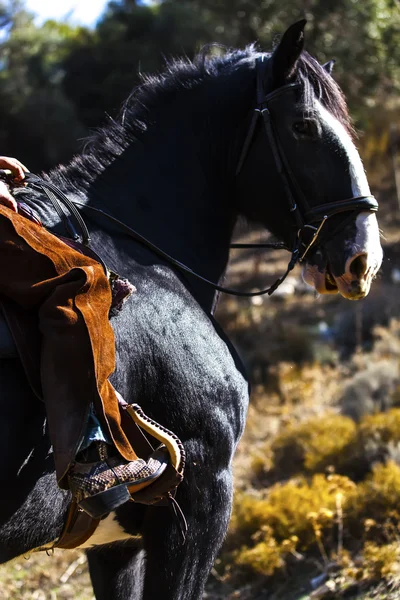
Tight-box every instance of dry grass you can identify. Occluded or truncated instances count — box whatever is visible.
[0,551,93,600]
[219,324,400,598]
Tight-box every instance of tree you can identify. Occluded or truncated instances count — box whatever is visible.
[0,3,87,170]
[169,0,400,118]
[61,0,211,127]
[0,0,398,169]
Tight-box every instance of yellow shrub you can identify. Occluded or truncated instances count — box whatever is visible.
[232,473,355,550]
[271,414,357,476]
[230,494,274,542]
[346,461,400,531]
[229,463,400,581]
[234,526,285,576]
[229,448,400,582]
[362,542,400,579]
[358,409,400,446]
[340,543,400,586]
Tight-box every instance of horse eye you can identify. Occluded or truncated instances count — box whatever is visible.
[293,120,317,138]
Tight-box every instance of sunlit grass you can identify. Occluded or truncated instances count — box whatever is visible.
[0,551,93,600]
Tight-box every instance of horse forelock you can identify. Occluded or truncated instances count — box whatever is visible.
[295,51,354,139]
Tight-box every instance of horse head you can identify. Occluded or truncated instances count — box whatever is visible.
[235,20,382,300]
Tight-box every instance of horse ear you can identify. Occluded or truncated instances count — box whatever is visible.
[322,59,335,75]
[272,19,307,84]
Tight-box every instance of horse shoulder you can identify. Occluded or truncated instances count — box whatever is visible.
[112,287,249,448]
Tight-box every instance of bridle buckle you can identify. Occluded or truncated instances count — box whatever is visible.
[298,216,328,263]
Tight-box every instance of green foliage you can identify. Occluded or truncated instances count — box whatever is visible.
[0,0,396,170]
[0,4,87,170]
[62,0,211,127]
[172,0,400,115]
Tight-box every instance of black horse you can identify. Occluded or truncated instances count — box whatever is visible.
[0,21,382,599]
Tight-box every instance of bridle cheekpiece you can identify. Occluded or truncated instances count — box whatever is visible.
[234,56,378,294]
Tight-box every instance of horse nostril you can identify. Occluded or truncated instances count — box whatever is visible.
[349,254,368,279]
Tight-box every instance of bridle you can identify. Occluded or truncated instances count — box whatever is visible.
[7,56,378,299]
[234,56,378,292]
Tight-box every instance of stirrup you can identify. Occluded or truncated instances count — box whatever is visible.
[78,447,169,519]
[122,404,186,505]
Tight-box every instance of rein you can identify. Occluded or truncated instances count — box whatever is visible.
[4,56,378,298]
[67,200,295,298]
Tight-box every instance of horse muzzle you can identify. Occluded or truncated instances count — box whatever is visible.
[302,254,381,300]
[302,213,383,300]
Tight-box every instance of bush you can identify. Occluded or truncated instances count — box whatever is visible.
[270,414,357,478]
[347,461,400,535]
[228,463,400,583]
[358,409,400,448]
[340,360,400,421]
[231,473,355,551]
[234,526,288,577]
[257,408,400,483]
[351,409,400,473]
[362,541,400,580]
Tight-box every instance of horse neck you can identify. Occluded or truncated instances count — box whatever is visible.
[82,89,247,312]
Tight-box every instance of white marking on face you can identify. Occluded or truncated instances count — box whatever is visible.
[337,211,383,295]
[352,212,382,265]
[315,100,370,197]
[311,101,383,283]
[77,513,139,548]
[301,102,383,297]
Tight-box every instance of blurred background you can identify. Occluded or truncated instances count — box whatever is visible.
[1,0,400,598]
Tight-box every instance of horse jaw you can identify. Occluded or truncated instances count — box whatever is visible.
[302,212,382,300]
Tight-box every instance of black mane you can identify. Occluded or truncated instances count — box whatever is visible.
[47,45,352,194]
